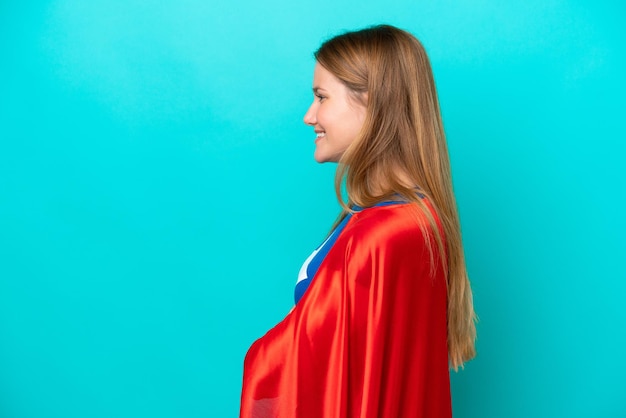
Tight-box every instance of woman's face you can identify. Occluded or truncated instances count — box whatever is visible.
[303,63,366,163]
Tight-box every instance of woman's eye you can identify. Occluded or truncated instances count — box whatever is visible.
[315,94,326,102]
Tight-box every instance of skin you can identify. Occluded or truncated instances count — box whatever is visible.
[303,63,367,163]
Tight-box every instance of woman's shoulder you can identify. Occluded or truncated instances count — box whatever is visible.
[342,202,438,247]
[326,202,445,279]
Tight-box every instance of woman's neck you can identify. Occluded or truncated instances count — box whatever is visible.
[368,166,416,197]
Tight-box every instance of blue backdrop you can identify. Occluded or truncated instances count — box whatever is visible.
[1,1,624,417]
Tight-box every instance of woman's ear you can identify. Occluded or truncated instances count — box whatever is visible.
[358,91,368,106]
[350,91,368,108]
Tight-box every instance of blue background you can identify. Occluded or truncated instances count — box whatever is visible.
[1,1,625,417]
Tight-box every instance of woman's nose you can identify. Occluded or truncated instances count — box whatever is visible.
[303,103,316,126]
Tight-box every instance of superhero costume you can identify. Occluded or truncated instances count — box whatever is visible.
[240,202,451,418]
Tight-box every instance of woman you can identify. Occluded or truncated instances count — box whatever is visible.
[240,25,476,418]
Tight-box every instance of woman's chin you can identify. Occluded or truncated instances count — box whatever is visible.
[314,154,339,164]
[313,150,329,163]
[314,148,342,164]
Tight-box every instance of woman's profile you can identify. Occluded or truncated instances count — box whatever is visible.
[240,24,477,418]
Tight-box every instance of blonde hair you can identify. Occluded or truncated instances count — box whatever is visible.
[315,25,476,370]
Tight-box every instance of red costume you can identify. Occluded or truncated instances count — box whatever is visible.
[240,203,451,417]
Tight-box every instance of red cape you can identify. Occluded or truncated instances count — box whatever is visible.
[240,203,451,418]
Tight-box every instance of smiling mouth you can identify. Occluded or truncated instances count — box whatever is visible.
[316,132,326,139]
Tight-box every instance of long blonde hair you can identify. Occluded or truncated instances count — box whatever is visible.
[315,25,476,370]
